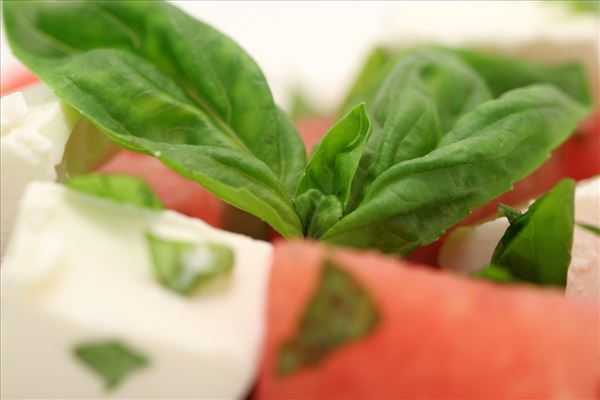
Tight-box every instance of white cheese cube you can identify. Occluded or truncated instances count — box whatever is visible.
[0,92,28,131]
[1,182,273,399]
[0,84,78,256]
[566,177,600,301]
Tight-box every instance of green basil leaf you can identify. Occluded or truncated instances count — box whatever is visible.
[490,179,575,286]
[452,49,593,106]
[277,260,379,376]
[577,221,600,236]
[471,264,518,284]
[3,0,304,238]
[67,173,163,210]
[296,103,371,209]
[146,232,234,296]
[323,85,588,255]
[346,48,493,211]
[74,340,149,390]
[294,190,343,238]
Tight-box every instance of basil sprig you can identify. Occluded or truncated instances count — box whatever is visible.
[4,1,592,255]
[476,179,576,286]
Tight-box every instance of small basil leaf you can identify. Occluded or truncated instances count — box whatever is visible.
[74,340,149,390]
[294,190,343,238]
[146,233,234,296]
[277,260,379,376]
[3,0,304,238]
[492,205,532,259]
[452,49,593,107]
[67,174,163,210]
[577,221,600,236]
[346,48,493,211]
[295,103,371,210]
[324,85,588,255]
[490,179,575,286]
[471,264,518,283]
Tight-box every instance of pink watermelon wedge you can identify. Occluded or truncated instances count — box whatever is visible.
[258,240,599,399]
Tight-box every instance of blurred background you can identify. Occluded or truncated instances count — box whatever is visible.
[1,1,598,111]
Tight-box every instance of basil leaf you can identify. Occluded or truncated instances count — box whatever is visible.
[471,264,518,283]
[296,104,371,209]
[3,0,304,238]
[323,85,588,255]
[293,104,370,236]
[452,49,593,106]
[577,222,600,236]
[346,48,493,211]
[67,173,163,210]
[74,340,149,390]
[294,190,343,238]
[490,179,575,286]
[277,260,379,376]
[146,233,234,296]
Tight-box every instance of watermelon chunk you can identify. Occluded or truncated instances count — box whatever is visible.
[258,240,599,399]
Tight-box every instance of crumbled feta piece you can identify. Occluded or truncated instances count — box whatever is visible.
[0,84,78,256]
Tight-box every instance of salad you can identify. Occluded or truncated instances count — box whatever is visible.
[0,1,598,399]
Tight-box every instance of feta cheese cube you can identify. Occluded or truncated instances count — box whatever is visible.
[1,182,273,399]
[0,84,78,256]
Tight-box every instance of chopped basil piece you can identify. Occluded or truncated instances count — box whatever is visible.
[577,221,600,236]
[146,233,234,296]
[472,264,518,284]
[488,179,576,286]
[277,260,379,376]
[67,174,163,210]
[74,340,149,390]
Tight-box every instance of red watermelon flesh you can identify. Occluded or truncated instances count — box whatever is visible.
[258,240,599,399]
